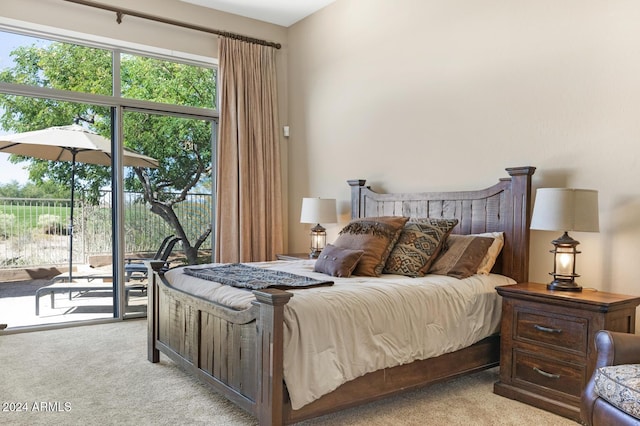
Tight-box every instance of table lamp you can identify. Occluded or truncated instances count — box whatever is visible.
[300,197,337,258]
[530,188,599,291]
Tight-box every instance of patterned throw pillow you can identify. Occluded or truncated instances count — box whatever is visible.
[429,234,494,279]
[314,244,364,277]
[333,216,409,277]
[383,218,459,277]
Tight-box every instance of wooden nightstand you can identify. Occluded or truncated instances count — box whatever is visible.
[275,253,311,261]
[493,282,640,422]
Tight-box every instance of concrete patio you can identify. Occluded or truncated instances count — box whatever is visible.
[0,269,147,329]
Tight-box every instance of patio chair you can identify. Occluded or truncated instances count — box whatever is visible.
[125,236,180,281]
[125,235,175,264]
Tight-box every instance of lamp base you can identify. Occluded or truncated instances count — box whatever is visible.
[547,280,582,292]
[309,250,321,259]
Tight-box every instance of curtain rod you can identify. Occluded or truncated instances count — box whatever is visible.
[62,0,282,49]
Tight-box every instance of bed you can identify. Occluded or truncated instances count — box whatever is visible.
[147,166,536,425]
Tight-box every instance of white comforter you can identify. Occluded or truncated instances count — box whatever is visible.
[164,260,511,410]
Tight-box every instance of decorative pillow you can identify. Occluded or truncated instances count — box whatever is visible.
[475,232,504,275]
[313,244,364,278]
[384,218,459,277]
[429,234,494,279]
[333,216,409,277]
[594,364,640,420]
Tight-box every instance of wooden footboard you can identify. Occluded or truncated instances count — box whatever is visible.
[147,260,293,424]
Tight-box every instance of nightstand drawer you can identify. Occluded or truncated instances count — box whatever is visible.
[514,351,584,397]
[515,310,587,354]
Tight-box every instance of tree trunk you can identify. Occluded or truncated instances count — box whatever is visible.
[148,201,211,265]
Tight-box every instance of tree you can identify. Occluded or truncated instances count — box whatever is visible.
[0,181,69,199]
[0,41,215,264]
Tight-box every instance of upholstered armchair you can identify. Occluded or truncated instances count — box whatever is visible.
[582,330,640,425]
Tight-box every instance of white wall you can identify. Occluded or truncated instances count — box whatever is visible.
[287,0,640,311]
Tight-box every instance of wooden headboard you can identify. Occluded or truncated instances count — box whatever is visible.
[348,166,536,283]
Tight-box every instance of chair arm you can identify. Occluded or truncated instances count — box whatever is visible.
[595,330,640,368]
[582,330,640,425]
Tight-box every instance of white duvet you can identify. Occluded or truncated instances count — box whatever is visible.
[164,260,511,410]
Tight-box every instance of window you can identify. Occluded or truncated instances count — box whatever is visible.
[121,53,216,108]
[0,32,112,96]
[0,27,218,329]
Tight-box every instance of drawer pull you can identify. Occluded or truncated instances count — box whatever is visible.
[534,324,562,334]
[533,367,560,379]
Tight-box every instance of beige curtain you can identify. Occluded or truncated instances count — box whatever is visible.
[215,37,283,263]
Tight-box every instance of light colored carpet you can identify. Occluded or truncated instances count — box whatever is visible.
[0,320,577,425]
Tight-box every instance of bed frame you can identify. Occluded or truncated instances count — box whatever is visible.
[147,166,536,425]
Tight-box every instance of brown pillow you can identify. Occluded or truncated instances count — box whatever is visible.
[384,218,459,277]
[474,232,504,275]
[333,216,409,277]
[314,244,364,277]
[429,234,494,279]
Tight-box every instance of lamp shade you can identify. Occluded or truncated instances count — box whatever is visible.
[300,198,337,224]
[530,188,599,232]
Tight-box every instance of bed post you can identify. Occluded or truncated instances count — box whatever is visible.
[253,288,294,426]
[504,166,536,284]
[348,179,367,219]
[147,260,166,363]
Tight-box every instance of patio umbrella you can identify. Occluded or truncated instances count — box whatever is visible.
[0,124,159,281]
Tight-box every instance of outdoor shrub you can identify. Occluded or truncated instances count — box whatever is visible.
[0,213,15,239]
[38,214,67,235]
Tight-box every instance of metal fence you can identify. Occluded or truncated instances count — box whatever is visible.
[0,191,212,268]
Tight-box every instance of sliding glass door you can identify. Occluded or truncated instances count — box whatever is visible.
[120,109,214,319]
[0,27,217,331]
[0,94,117,327]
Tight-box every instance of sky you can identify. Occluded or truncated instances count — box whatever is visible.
[0,152,30,185]
[0,31,46,185]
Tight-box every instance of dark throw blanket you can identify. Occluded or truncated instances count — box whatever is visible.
[183,263,334,290]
